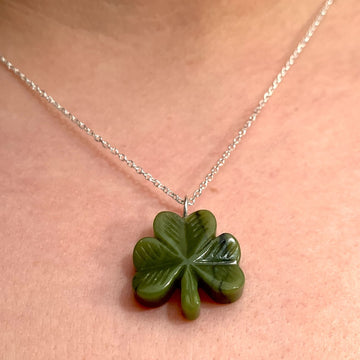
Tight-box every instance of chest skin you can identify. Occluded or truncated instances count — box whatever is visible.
[0,1,360,359]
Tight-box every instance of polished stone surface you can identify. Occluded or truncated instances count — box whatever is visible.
[132,210,245,319]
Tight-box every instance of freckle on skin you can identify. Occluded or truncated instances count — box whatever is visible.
[209,188,219,192]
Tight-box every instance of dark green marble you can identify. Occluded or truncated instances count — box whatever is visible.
[132,210,245,320]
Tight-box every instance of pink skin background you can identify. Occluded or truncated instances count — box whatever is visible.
[0,0,359,359]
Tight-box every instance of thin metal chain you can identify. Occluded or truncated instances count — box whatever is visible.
[0,0,333,207]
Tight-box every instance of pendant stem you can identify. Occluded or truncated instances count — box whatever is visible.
[183,196,189,218]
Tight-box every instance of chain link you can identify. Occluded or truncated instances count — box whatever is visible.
[0,0,333,207]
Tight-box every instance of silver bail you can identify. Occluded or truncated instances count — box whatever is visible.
[183,196,188,218]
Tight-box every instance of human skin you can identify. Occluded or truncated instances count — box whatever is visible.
[0,0,359,359]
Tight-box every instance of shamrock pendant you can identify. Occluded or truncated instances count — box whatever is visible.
[132,210,245,320]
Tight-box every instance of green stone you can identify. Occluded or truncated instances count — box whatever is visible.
[132,210,245,320]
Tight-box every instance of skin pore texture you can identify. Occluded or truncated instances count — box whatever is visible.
[0,0,359,358]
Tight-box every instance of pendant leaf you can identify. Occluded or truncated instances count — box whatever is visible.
[132,210,245,319]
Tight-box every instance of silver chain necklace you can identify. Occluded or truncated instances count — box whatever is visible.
[1,0,334,209]
[1,0,334,320]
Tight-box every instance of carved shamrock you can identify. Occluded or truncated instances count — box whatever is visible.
[132,210,245,320]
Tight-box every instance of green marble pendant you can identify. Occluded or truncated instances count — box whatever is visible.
[132,210,245,320]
